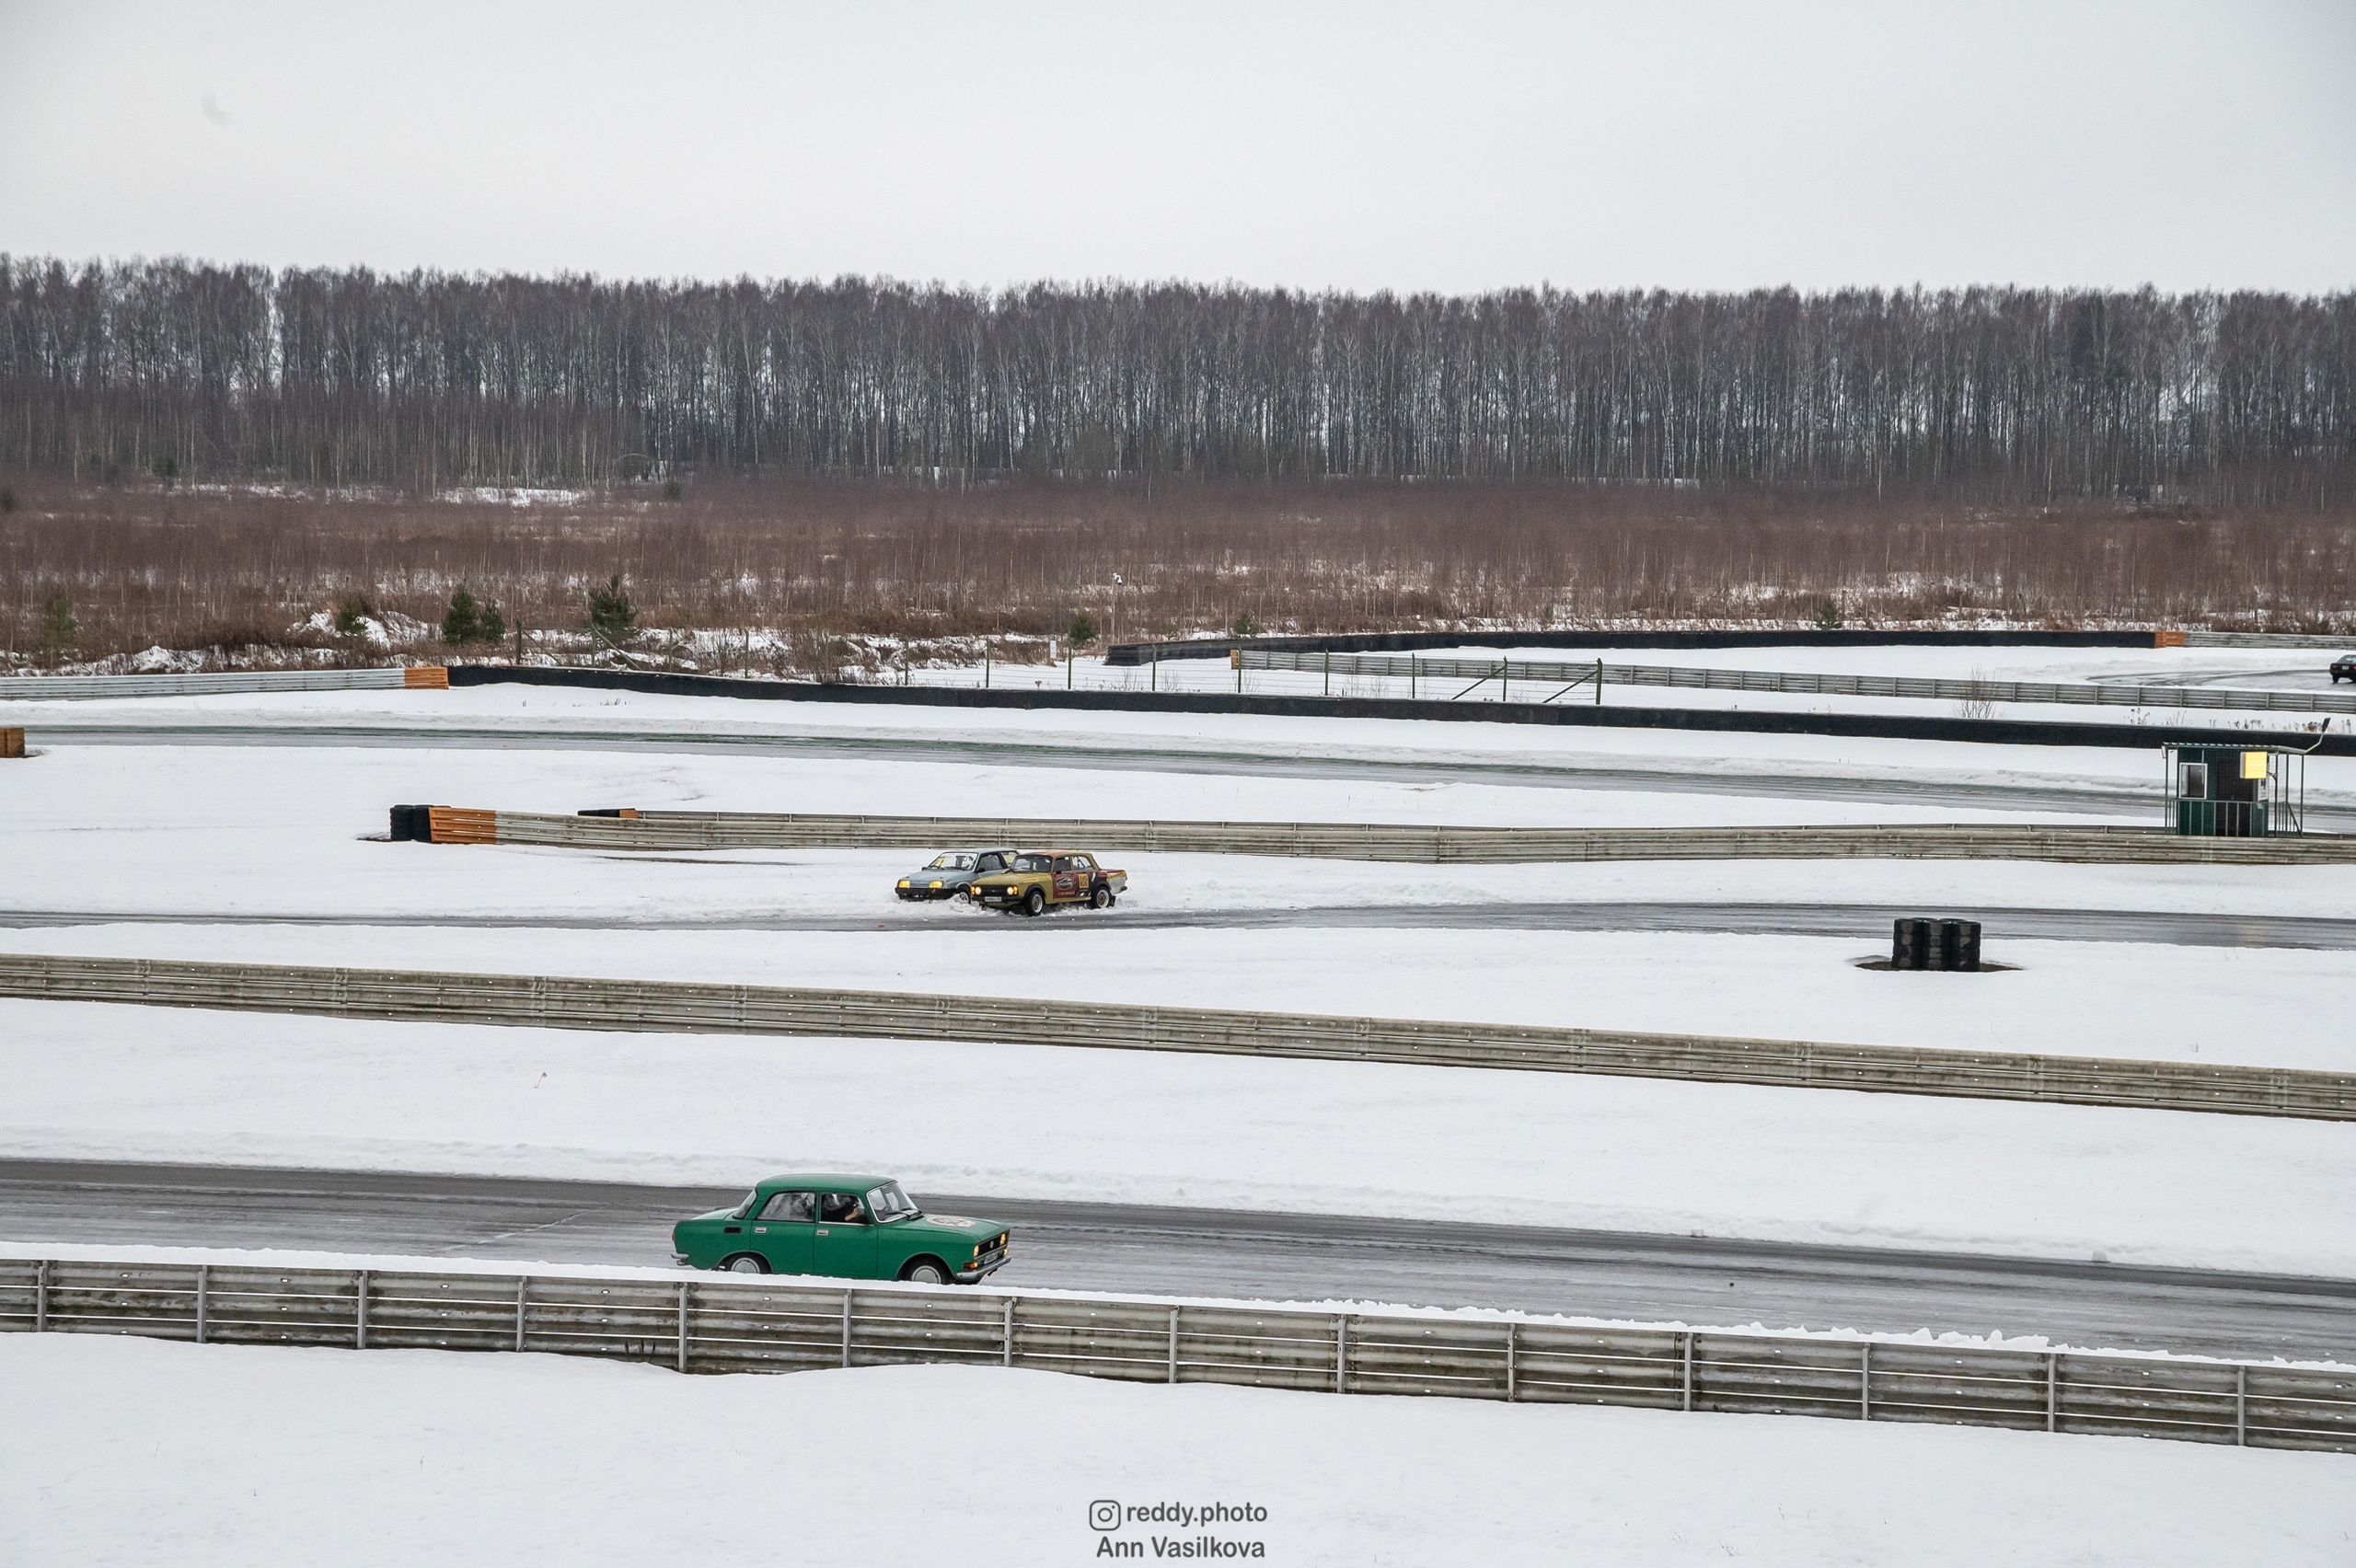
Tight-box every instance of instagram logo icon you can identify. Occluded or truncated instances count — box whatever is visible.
[1088,1500,1122,1532]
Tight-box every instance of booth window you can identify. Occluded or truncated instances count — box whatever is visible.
[2180,763,2208,800]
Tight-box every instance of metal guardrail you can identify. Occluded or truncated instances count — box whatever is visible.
[0,667,447,700]
[2,952,2349,1120]
[3,1255,2349,1452]
[2183,632,2356,651]
[1239,651,2356,716]
[463,809,2356,866]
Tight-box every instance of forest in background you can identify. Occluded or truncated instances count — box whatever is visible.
[4,259,2351,505]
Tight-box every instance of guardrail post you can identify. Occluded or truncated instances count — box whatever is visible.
[2045,1354,2058,1432]
[515,1278,528,1352]
[2235,1366,2247,1446]
[676,1284,689,1373]
[1860,1343,1872,1421]
[1680,1332,1693,1411]
[1505,1321,1518,1402]
[1595,658,1603,705]
[1409,655,1416,699]
[1003,1297,1016,1367]
[34,1259,48,1332]
[1322,651,1329,697]
[1334,1316,1348,1393]
[195,1265,207,1344]
[841,1291,854,1368]
[355,1270,369,1349]
[1498,661,1507,703]
[1168,1308,1180,1384]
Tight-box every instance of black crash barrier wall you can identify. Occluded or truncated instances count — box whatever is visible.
[445,665,2356,755]
[1105,628,2156,664]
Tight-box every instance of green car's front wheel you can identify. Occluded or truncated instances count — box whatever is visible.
[722,1253,768,1274]
[901,1258,951,1286]
[1023,888,1046,917]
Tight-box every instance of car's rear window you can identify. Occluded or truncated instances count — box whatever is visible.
[1012,854,1051,871]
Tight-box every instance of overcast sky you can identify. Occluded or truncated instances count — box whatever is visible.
[4,0,2351,294]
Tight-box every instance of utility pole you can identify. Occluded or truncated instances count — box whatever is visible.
[1111,573,1123,650]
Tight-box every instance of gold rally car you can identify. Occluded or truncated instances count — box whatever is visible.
[973,850,1127,916]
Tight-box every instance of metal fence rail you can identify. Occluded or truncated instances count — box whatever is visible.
[2,951,2349,1120]
[1238,650,2356,716]
[2,1255,2348,1452]
[464,809,2356,866]
[0,667,446,701]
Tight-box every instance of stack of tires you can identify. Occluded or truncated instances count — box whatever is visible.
[1891,917,1981,972]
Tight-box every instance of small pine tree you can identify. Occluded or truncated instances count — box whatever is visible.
[1812,598,1846,631]
[442,586,483,644]
[1231,611,1257,639]
[36,593,76,663]
[476,598,507,645]
[332,594,375,637]
[1068,614,1097,647]
[662,478,683,501]
[588,575,637,646]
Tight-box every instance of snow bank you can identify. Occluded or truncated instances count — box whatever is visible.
[6,1002,2351,1277]
[3,1334,2347,1567]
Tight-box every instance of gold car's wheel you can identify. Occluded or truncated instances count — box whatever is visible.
[1090,883,1114,909]
[723,1254,768,1274]
[1023,888,1046,917]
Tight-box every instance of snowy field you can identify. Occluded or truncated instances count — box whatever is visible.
[7,1000,2353,1276]
[5,1334,2350,1568]
[12,681,2356,807]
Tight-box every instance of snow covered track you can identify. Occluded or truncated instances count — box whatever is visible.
[6,1252,2350,1452]
[5,952,2351,1120]
[469,807,2356,865]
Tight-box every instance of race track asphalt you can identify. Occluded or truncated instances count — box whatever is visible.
[6,900,2356,949]
[3,1160,2349,1363]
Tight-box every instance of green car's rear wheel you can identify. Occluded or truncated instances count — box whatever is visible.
[722,1253,768,1274]
[1023,888,1046,917]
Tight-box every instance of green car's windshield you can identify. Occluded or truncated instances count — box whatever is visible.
[926,854,975,870]
[1011,854,1052,872]
[866,1182,919,1224]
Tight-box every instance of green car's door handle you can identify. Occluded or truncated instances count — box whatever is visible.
[815,1228,829,1237]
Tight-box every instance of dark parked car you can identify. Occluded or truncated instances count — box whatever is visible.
[895,847,1016,901]
[2331,653,2355,684]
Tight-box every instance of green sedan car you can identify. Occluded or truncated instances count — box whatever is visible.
[672,1173,1011,1286]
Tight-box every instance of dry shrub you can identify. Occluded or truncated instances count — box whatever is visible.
[1,470,2351,663]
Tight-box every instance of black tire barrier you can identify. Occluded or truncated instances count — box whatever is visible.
[1105,629,2156,665]
[387,804,429,842]
[1893,917,1982,972]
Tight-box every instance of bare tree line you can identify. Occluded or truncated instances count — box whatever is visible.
[4,259,2350,503]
